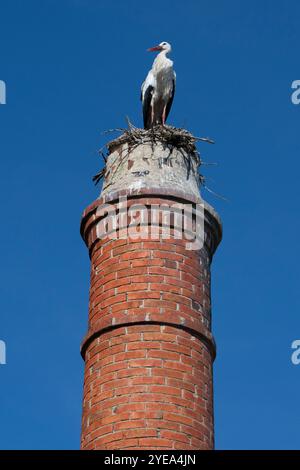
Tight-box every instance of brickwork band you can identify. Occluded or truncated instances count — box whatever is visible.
[80,188,221,450]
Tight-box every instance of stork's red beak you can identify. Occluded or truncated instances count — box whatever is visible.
[147,45,162,52]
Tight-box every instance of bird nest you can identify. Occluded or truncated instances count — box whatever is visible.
[93,122,214,186]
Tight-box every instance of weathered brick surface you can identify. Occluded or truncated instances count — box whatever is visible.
[80,191,221,450]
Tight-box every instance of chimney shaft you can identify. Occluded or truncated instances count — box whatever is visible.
[80,137,222,450]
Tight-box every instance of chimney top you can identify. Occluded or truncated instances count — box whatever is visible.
[99,126,209,201]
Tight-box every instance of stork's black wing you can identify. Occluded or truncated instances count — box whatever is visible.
[141,70,155,129]
[142,84,154,129]
[165,77,176,122]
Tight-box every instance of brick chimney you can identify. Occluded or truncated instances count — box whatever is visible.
[80,132,222,450]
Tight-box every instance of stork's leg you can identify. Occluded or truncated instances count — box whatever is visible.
[151,105,154,128]
[162,105,167,126]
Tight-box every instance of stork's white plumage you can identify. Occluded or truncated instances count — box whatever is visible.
[141,41,176,129]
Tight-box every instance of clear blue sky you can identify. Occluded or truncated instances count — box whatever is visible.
[0,0,299,450]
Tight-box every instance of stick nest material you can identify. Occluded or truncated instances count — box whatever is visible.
[93,121,214,186]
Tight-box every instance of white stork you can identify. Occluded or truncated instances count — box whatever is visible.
[141,41,176,129]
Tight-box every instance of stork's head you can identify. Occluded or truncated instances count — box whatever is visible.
[147,41,171,53]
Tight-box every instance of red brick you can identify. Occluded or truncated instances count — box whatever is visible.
[115,385,148,395]
[164,412,194,426]
[151,367,184,380]
[131,376,165,385]
[116,403,145,413]
[106,438,139,449]
[162,292,190,306]
[101,278,128,289]
[114,420,146,431]
[100,412,131,425]
[131,258,163,267]
[117,267,145,278]
[127,341,161,351]
[143,332,176,342]
[181,424,208,440]
[163,361,192,373]
[150,283,181,294]
[129,359,163,368]
[127,324,161,333]
[148,385,181,396]
[114,350,146,362]
[146,403,180,413]
[102,378,129,391]
[119,250,150,261]
[126,429,157,439]
[148,266,180,277]
[147,350,180,361]
[138,438,172,447]
[116,368,150,379]
[111,300,140,313]
[160,430,190,444]
[90,424,113,441]
[130,275,164,284]
[93,430,123,445]
[131,411,162,420]
[112,243,143,256]
[101,293,126,309]
[128,291,161,300]
[117,283,148,293]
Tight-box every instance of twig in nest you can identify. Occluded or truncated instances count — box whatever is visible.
[199,175,228,201]
[203,185,228,201]
[194,136,215,144]
[92,168,105,185]
[93,122,216,188]
[200,162,218,166]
